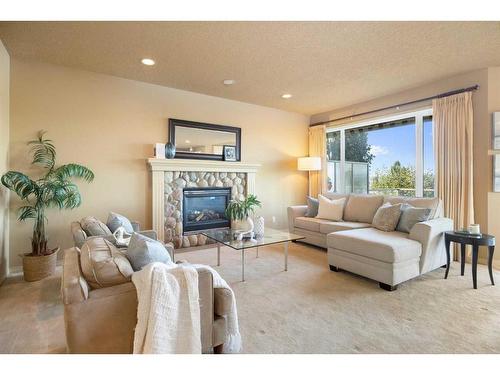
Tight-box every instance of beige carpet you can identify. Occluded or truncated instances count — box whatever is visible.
[1,242,500,353]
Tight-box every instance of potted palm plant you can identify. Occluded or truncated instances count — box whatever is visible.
[1,131,94,281]
[225,194,262,234]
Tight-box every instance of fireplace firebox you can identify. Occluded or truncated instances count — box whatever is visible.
[182,187,231,233]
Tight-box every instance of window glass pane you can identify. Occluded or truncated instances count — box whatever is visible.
[346,118,416,197]
[423,116,435,197]
[326,131,340,192]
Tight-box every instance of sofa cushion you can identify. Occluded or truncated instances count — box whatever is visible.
[80,237,134,289]
[126,232,173,271]
[327,227,422,263]
[294,217,333,232]
[396,204,432,233]
[384,196,441,219]
[319,221,371,234]
[107,212,134,233]
[372,203,403,232]
[80,216,112,237]
[304,196,319,217]
[316,195,345,221]
[343,194,384,223]
[322,192,350,202]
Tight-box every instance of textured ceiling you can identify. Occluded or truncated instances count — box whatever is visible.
[1,21,500,115]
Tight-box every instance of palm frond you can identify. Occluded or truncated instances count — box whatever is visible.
[0,171,37,200]
[41,180,83,209]
[18,205,37,221]
[28,130,56,170]
[225,194,261,221]
[52,163,94,182]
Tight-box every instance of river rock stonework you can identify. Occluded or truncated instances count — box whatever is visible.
[164,171,247,248]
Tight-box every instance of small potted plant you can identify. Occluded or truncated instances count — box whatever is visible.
[225,194,261,235]
[1,131,94,281]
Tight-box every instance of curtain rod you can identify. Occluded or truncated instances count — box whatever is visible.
[309,84,479,127]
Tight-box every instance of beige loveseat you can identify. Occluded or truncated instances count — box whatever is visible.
[61,239,232,353]
[288,193,453,290]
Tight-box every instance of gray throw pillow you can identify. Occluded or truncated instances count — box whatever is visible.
[396,204,432,233]
[372,203,403,232]
[80,216,112,237]
[305,196,319,217]
[107,212,134,233]
[126,232,173,271]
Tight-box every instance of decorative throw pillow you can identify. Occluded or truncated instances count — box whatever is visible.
[126,232,173,271]
[396,204,432,233]
[80,237,134,289]
[315,195,346,221]
[372,203,403,232]
[304,196,319,217]
[107,212,134,233]
[80,216,112,237]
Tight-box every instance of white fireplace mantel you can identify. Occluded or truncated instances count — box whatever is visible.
[147,158,261,242]
[148,158,261,173]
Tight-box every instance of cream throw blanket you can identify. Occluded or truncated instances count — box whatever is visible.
[132,262,241,354]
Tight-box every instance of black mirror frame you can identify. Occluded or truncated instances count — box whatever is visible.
[168,118,241,161]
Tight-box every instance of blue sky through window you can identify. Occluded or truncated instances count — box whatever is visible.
[366,119,434,176]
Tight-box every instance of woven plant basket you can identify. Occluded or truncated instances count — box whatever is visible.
[21,248,60,282]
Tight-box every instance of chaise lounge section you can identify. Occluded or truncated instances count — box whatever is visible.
[288,193,453,290]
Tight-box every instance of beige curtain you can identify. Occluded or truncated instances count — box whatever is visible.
[433,92,474,259]
[308,125,327,197]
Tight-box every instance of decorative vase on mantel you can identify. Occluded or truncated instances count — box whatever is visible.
[165,142,176,159]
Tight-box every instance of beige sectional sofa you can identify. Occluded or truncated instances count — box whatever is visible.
[288,193,453,291]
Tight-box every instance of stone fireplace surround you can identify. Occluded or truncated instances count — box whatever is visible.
[148,158,260,249]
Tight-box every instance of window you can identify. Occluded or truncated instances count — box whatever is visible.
[423,116,435,197]
[326,109,434,197]
[326,131,340,192]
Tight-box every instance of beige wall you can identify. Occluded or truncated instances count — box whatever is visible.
[0,40,9,282]
[311,69,497,263]
[9,59,309,270]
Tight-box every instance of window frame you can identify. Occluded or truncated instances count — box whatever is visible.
[326,108,433,197]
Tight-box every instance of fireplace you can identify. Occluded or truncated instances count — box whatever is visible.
[182,187,231,233]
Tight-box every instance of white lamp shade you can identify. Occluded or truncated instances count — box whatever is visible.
[298,157,321,171]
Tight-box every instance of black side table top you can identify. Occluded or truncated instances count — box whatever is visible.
[444,231,495,246]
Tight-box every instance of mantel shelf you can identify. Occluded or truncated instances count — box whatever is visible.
[147,158,261,173]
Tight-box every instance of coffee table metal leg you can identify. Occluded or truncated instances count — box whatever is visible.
[217,243,220,266]
[284,242,288,271]
[242,249,245,282]
[256,247,259,258]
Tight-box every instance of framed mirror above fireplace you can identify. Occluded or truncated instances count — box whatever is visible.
[168,118,241,161]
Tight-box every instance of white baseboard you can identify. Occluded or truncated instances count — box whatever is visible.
[7,265,23,277]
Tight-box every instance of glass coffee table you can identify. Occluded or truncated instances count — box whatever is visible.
[202,228,305,281]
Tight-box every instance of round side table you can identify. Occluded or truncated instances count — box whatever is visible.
[444,231,495,289]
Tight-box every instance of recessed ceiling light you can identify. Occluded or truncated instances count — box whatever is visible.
[223,79,236,85]
[185,140,191,144]
[141,58,155,66]
[281,93,292,99]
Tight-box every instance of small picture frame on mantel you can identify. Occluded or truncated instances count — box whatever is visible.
[493,112,500,150]
[223,145,237,162]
